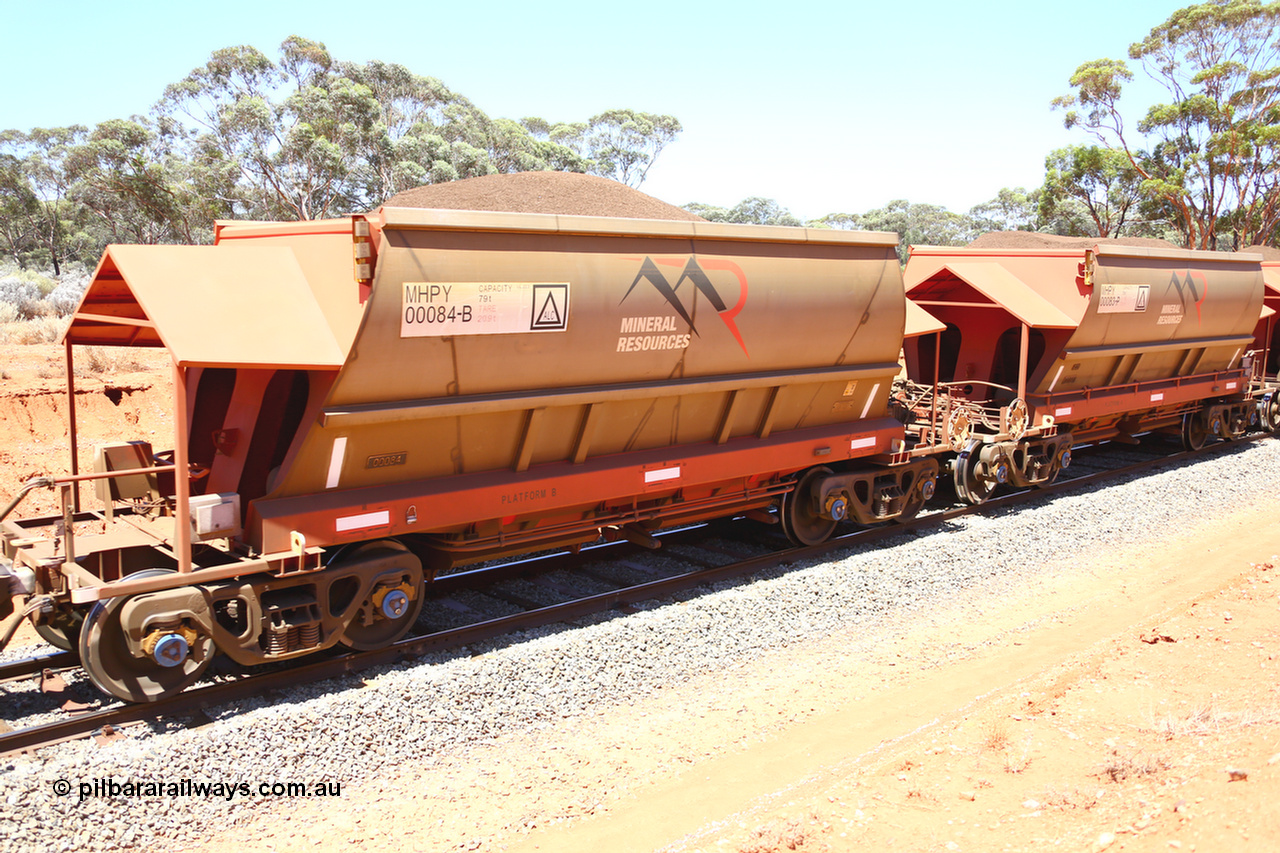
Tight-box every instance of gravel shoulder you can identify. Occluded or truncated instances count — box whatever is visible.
[504,500,1280,853]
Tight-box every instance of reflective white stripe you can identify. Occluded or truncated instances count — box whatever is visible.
[1226,381,1237,390]
[1047,365,1064,393]
[850,436,877,451]
[1054,406,1072,417]
[325,437,348,490]
[644,466,681,484]
[335,510,389,533]
[859,383,881,419]
[1151,392,1164,402]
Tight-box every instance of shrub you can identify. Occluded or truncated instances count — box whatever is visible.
[0,262,92,324]
[0,276,45,320]
[46,266,91,315]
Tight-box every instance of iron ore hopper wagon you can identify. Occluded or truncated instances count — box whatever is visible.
[895,245,1276,502]
[0,209,937,702]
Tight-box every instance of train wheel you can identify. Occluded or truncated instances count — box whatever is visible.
[893,469,936,524]
[1180,411,1209,451]
[948,454,972,504]
[954,440,998,505]
[78,570,214,703]
[35,606,85,652]
[337,542,425,651]
[780,467,837,547]
[1260,392,1280,433]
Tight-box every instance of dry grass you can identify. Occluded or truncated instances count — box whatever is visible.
[1096,749,1168,782]
[738,817,815,852]
[979,716,1011,753]
[1148,698,1280,740]
[0,315,68,344]
[68,347,149,378]
[1037,786,1099,810]
[975,715,1033,773]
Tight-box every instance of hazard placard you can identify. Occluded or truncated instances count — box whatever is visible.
[401,282,570,337]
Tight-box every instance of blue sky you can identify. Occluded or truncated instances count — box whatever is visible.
[2,0,1184,220]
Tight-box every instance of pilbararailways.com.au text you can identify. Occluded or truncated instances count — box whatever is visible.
[53,777,342,801]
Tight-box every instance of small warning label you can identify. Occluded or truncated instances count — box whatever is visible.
[530,284,568,330]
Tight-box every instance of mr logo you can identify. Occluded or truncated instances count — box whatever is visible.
[622,256,750,355]
[1169,269,1208,323]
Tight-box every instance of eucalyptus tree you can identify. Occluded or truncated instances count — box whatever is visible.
[807,212,863,231]
[337,61,475,205]
[158,37,384,220]
[1039,145,1147,238]
[0,127,92,273]
[62,117,211,246]
[861,200,976,261]
[550,109,682,187]
[969,187,1042,233]
[0,151,39,267]
[159,38,605,217]
[681,197,802,226]
[802,201,975,262]
[1053,0,1280,248]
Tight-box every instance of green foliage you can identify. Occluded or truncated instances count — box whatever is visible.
[968,187,1041,233]
[158,38,385,220]
[858,200,979,262]
[547,110,681,187]
[0,151,39,265]
[808,212,862,230]
[0,126,101,274]
[1040,145,1148,237]
[64,118,210,245]
[1054,0,1280,248]
[0,36,682,267]
[684,197,803,226]
[694,196,1031,264]
[153,39,678,218]
[6,267,57,295]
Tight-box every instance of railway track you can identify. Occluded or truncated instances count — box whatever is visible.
[0,434,1261,757]
[0,651,77,685]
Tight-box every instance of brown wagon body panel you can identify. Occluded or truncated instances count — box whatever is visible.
[273,210,907,517]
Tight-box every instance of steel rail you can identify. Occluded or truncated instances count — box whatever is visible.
[0,435,1266,757]
[0,651,78,684]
